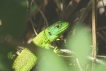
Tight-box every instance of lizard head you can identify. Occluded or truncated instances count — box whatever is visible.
[46,21,69,41]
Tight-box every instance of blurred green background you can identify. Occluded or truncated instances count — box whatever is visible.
[0,0,27,71]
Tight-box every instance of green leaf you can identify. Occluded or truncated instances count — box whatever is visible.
[67,23,92,66]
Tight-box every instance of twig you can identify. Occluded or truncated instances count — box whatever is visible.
[33,0,49,27]
[92,0,97,71]
[76,58,83,71]
[97,26,106,30]
[88,56,106,65]
[29,17,38,35]
[0,19,2,25]
[78,1,91,22]
[97,32,106,43]
[60,49,106,66]
[65,0,80,20]
[97,55,106,58]
[26,0,38,35]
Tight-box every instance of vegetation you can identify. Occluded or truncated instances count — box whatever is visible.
[0,0,106,71]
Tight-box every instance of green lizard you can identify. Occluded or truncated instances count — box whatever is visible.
[12,21,69,71]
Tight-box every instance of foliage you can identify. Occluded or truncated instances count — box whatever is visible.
[0,0,106,71]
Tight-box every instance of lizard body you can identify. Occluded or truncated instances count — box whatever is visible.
[12,48,37,71]
[12,21,69,71]
[32,21,69,49]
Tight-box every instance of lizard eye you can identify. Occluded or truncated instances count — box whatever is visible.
[55,24,61,28]
[48,32,52,35]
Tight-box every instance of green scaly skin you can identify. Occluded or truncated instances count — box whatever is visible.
[12,48,37,71]
[12,21,69,71]
[32,21,69,49]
